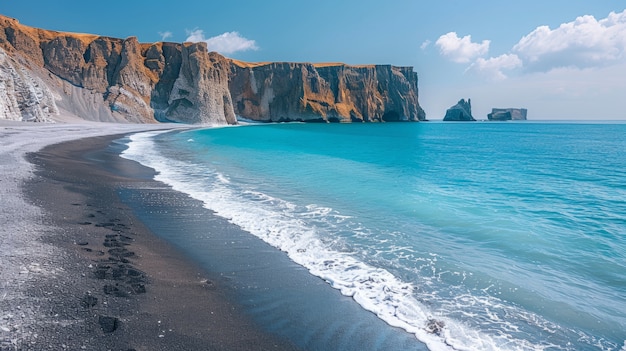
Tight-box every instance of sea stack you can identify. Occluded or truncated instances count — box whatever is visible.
[443,98,475,121]
[487,108,527,121]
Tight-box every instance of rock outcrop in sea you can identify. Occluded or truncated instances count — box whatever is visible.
[443,98,475,121]
[0,15,425,124]
[487,108,527,121]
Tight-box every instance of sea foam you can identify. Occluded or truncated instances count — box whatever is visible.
[121,130,560,351]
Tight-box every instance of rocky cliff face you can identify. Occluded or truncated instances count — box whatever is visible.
[0,46,58,121]
[443,98,475,121]
[145,42,236,124]
[229,61,425,122]
[0,15,235,124]
[488,108,527,121]
[0,15,424,124]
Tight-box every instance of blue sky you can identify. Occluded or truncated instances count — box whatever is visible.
[3,1,625,119]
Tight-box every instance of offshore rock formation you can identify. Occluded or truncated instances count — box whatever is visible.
[443,98,475,121]
[488,108,527,121]
[0,15,424,124]
[229,61,425,122]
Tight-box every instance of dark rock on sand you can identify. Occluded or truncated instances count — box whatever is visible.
[98,315,119,333]
[119,235,134,242]
[108,247,135,258]
[425,318,445,335]
[111,266,126,280]
[81,294,98,308]
[131,283,146,294]
[94,264,110,279]
[103,284,129,297]
[104,238,129,247]
[126,268,143,277]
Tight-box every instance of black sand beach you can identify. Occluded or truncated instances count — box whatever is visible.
[12,129,428,351]
[22,134,301,350]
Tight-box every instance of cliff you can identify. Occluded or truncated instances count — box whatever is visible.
[0,15,236,124]
[443,98,475,121]
[0,46,57,122]
[229,61,425,122]
[0,15,423,124]
[488,108,527,121]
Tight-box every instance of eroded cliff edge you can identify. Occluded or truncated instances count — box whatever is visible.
[230,61,425,122]
[0,15,424,124]
[0,15,236,124]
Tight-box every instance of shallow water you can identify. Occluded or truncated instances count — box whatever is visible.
[122,121,626,351]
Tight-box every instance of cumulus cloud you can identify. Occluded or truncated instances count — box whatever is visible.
[186,29,259,55]
[466,54,523,80]
[512,9,626,72]
[435,32,490,63]
[420,40,431,50]
[158,31,173,41]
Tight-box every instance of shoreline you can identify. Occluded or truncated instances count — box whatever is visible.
[117,129,429,351]
[2,122,428,351]
[0,122,170,350]
[0,122,299,350]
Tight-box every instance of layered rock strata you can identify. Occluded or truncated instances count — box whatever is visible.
[443,98,475,121]
[0,15,424,124]
[0,15,236,124]
[229,61,425,122]
[488,108,527,121]
[0,46,57,122]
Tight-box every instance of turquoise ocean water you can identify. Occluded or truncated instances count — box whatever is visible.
[122,122,626,351]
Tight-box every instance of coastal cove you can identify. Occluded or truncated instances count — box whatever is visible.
[16,131,304,350]
[121,121,626,351]
[2,120,625,350]
[4,124,427,350]
[115,135,430,351]
[2,3,626,351]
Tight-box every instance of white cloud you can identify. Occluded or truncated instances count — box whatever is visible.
[185,29,205,43]
[466,54,523,80]
[512,9,626,72]
[158,31,173,41]
[435,32,490,63]
[426,11,626,119]
[186,29,259,55]
[420,40,431,50]
[422,61,626,120]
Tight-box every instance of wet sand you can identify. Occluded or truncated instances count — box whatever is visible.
[2,122,427,351]
[1,122,299,350]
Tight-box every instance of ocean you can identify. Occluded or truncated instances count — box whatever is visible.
[120,121,626,351]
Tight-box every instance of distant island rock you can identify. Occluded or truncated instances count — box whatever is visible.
[487,108,527,121]
[0,15,425,124]
[443,98,475,121]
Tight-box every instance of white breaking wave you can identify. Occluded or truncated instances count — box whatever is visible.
[120,130,559,351]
